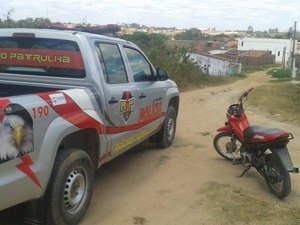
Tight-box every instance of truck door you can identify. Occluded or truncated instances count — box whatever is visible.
[95,42,140,158]
[122,46,167,130]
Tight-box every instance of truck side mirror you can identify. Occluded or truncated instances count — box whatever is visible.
[156,68,169,81]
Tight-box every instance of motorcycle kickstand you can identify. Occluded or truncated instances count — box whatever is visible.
[239,165,251,177]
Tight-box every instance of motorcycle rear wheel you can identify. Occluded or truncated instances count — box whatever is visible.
[265,154,291,199]
[213,132,242,161]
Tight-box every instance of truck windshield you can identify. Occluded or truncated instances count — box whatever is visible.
[0,37,85,78]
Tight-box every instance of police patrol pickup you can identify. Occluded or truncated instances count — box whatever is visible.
[0,28,179,225]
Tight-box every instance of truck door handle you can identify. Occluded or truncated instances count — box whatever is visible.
[109,97,119,104]
[139,93,146,99]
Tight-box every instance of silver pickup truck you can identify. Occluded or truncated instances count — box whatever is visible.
[0,28,179,225]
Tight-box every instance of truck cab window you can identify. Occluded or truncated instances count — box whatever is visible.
[123,47,153,82]
[96,43,128,84]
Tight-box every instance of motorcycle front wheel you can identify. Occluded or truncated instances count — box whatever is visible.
[213,132,242,161]
[265,154,291,199]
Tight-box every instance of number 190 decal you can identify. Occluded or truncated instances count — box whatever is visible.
[32,106,49,119]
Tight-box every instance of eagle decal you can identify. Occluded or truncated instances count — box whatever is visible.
[0,104,33,162]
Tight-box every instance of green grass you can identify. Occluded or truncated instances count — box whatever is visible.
[267,68,292,79]
[248,82,300,122]
[175,73,246,92]
[241,64,278,75]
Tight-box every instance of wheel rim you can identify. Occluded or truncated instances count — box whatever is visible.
[216,135,241,160]
[166,116,175,142]
[64,166,89,215]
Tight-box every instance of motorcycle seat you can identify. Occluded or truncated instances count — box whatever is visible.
[243,126,288,143]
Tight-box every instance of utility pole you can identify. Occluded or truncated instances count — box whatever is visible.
[290,21,297,79]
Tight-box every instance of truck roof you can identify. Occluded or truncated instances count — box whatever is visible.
[0,28,131,45]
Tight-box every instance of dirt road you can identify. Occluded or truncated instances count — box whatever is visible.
[81,71,300,225]
[2,71,300,225]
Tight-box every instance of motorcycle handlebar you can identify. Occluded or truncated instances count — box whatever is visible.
[239,87,254,102]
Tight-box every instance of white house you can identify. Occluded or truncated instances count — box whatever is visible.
[238,38,296,65]
[189,53,241,76]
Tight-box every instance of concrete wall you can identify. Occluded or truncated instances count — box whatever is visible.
[238,38,296,65]
[189,53,241,76]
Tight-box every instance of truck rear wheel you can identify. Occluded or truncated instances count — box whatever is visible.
[45,149,94,225]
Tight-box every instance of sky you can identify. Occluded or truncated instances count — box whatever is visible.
[1,0,300,31]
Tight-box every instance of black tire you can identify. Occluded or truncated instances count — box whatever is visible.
[265,154,291,199]
[45,149,94,225]
[157,105,177,148]
[213,132,242,161]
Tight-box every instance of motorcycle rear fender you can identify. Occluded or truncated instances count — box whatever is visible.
[271,147,299,173]
[216,125,232,133]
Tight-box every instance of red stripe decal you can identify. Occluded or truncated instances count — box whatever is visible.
[0,98,12,121]
[16,155,42,189]
[38,92,105,134]
[38,91,165,134]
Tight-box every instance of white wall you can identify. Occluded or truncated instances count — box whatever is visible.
[238,38,296,65]
[189,53,241,76]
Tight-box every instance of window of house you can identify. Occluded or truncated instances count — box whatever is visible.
[278,51,280,56]
[241,41,244,47]
[96,43,128,84]
[123,47,153,82]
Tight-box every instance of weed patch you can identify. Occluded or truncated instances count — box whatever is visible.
[133,216,147,225]
[267,69,292,79]
[200,131,210,136]
[247,82,300,122]
[197,182,300,225]
[241,64,277,75]
[156,155,170,168]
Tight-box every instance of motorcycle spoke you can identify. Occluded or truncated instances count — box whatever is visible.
[213,133,242,161]
[268,162,283,191]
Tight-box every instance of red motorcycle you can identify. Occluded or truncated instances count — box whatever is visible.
[213,87,298,198]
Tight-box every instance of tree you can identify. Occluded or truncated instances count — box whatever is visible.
[247,26,254,33]
[1,8,16,28]
[286,27,293,39]
[174,28,206,40]
[0,14,51,28]
[122,32,169,68]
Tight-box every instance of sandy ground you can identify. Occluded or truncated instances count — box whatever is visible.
[2,71,300,225]
[82,71,300,225]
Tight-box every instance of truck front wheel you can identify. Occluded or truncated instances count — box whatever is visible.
[157,105,177,148]
[46,149,94,225]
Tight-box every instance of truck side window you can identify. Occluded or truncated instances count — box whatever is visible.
[96,43,128,84]
[124,47,153,82]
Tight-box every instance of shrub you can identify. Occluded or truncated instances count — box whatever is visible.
[267,69,292,79]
